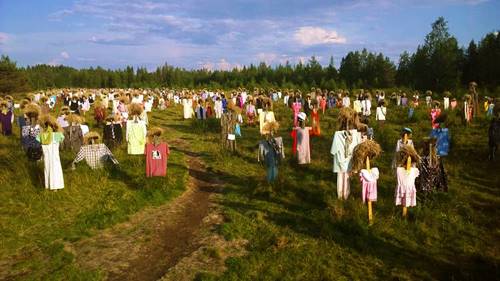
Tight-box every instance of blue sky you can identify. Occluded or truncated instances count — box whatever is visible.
[0,0,498,70]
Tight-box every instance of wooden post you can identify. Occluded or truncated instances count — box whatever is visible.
[403,156,411,218]
[366,156,373,224]
[403,133,408,145]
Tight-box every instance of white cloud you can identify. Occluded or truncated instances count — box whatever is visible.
[294,26,346,45]
[60,51,70,59]
[0,32,9,45]
[256,52,278,64]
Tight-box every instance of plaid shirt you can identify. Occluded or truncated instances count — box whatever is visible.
[73,144,118,169]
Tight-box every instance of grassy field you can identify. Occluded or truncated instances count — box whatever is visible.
[181,103,500,281]
[0,107,189,280]
[0,101,499,280]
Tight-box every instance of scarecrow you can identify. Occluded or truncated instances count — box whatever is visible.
[221,103,238,152]
[292,112,312,165]
[463,94,473,125]
[126,103,147,155]
[0,100,13,136]
[62,114,84,152]
[352,139,382,223]
[395,145,420,217]
[415,137,448,201]
[259,98,276,135]
[21,103,43,160]
[430,101,442,129]
[145,127,170,177]
[488,99,500,160]
[469,81,479,118]
[72,131,118,170]
[36,115,65,191]
[103,115,123,149]
[258,121,285,183]
[330,107,363,200]
[93,99,107,127]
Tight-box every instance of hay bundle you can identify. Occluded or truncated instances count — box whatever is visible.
[444,91,452,97]
[39,114,61,132]
[60,106,70,115]
[40,96,48,103]
[128,103,144,116]
[396,145,420,166]
[24,103,41,119]
[463,94,472,102]
[147,127,164,143]
[425,90,432,96]
[338,107,355,130]
[433,100,441,107]
[119,96,130,104]
[0,100,7,108]
[5,95,13,101]
[66,114,84,124]
[84,131,101,144]
[352,140,382,172]
[262,121,280,135]
[20,99,30,109]
[105,115,120,123]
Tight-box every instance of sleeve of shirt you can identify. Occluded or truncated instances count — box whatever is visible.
[330,133,338,155]
[73,147,86,164]
[105,145,119,164]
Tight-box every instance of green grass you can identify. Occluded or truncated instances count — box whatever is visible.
[175,103,500,280]
[1,102,499,280]
[0,108,189,279]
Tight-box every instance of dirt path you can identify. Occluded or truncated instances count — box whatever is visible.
[67,140,223,281]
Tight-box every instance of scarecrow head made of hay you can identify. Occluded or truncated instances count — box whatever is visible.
[24,103,41,125]
[352,139,382,173]
[84,131,101,145]
[262,121,279,138]
[128,103,144,121]
[147,127,164,145]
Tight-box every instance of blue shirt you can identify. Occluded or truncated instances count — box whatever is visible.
[431,128,450,156]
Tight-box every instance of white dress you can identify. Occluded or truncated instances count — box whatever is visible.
[183,99,194,119]
[38,132,65,190]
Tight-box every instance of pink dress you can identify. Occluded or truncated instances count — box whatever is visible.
[395,167,420,207]
[360,168,379,203]
[292,102,302,127]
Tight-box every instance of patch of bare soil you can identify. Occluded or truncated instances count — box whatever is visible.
[67,142,246,281]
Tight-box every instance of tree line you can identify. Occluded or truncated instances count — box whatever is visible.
[1,17,499,96]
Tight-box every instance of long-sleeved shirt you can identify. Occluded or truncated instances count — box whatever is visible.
[73,143,119,169]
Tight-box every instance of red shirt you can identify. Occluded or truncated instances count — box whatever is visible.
[145,143,170,177]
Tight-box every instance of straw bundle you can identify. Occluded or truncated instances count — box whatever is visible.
[84,131,101,144]
[338,107,355,130]
[60,106,70,115]
[39,114,61,132]
[24,103,41,119]
[128,103,144,116]
[262,121,280,135]
[66,114,84,124]
[396,145,420,166]
[352,140,382,173]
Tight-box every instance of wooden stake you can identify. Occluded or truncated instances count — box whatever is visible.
[406,156,412,174]
[403,206,408,218]
[368,201,373,224]
[366,156,373,224]
[403,133,408,144]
